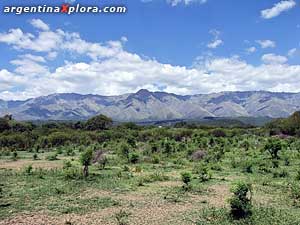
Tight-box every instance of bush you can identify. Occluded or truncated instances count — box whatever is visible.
[272,169,289,178]
[46,153,58,161]
[181,171,192,191]
[181,171,192,185]
[32,153,38,160]
[23,165,33,175]
[295,170,300,181]
[194,163,212,182]
[241,159,253,173]
[11,151,18,161]
[290,183,300,207]
[264,139,283,159]
[80,148,94,177]
[228,181,252,219]
[62,166,83,180]
[191,150,207,161]
[92,150,108,169]
[85,114,113,131]
[128,152,139,164]
[115,209,130,225]
[152,155,160,164]
[63,160,72,169]
[119,144,130,159]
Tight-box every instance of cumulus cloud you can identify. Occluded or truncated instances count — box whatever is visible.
[262,54,288,64]
[246,47,256,54]
[256,40,276,49]
[10,57,49,76]
[261,0,296,19]
[30,19,50,31]
[2,19,300,100]
[0,28,64,52]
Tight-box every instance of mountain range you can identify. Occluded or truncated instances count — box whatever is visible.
[0,89,299,121]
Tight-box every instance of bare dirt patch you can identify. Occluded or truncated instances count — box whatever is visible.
[0,159,62,170]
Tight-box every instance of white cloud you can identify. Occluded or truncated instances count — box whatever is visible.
[256,40,276,48]
[261,0,296,19]
[10,57,49,76]
[262,53,288,64]
[288,48,297,57]
[207,29,223,49]
[0,70,26,92]
[207,40,223,49]
[167,0,207,6]
[30,19,50,31]
[0,28,64,52]
[22,54,46,63]
[246,47,256,53]
[2,19,300,100]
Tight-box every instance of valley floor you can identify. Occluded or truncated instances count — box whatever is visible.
[1,151,300,225]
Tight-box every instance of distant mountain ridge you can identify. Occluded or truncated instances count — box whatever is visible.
[0,89,300,121]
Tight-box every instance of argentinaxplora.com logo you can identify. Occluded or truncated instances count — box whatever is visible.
[3,3,127,15]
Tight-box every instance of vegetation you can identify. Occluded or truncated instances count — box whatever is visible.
[0,112,300,224]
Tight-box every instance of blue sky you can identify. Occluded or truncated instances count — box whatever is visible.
[0,0,300,100]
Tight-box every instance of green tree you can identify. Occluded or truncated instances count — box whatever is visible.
[85,114,113,131]
[80,148,94,177]
[0,118,10,133]
[264,139,283,159]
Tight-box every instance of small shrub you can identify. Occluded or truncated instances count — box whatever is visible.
[228,181,252,219]
[209,163,222,171]
[134,165,142,173]
[56,148,63,154]
[152,155,160,164]
[241,160,253,174]
[115,209,130,225]
[120,144,130,159]
[24,165,33,175]
[80,148,93,177]
[264,139,283,160]
[149,171,169,182]
[271,159,279,168]
[63,160,72,169]
[181,171,192,185]
[290,183,300,207]
[92,150,108,170]
[33,153,38,160]
[295,170,300,181]
[46,153,58,161]
[128,152,139,164]
[62,166,83,180]
[11,151,18,161]
[273,169,289,178]
[181,171,192,191]
[191,150,207,161]
[123,165,130,172]
[194,163,212,182]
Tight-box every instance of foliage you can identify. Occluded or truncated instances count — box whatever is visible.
[85,114,113,131]
[264,139,283,159]
[228,181,252,219]
[128,152,140,164]
[181,171,192,185]
[80,148,94,177]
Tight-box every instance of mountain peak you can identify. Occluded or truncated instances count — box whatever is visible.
[136,89,151,95]
[134,89,153,99]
